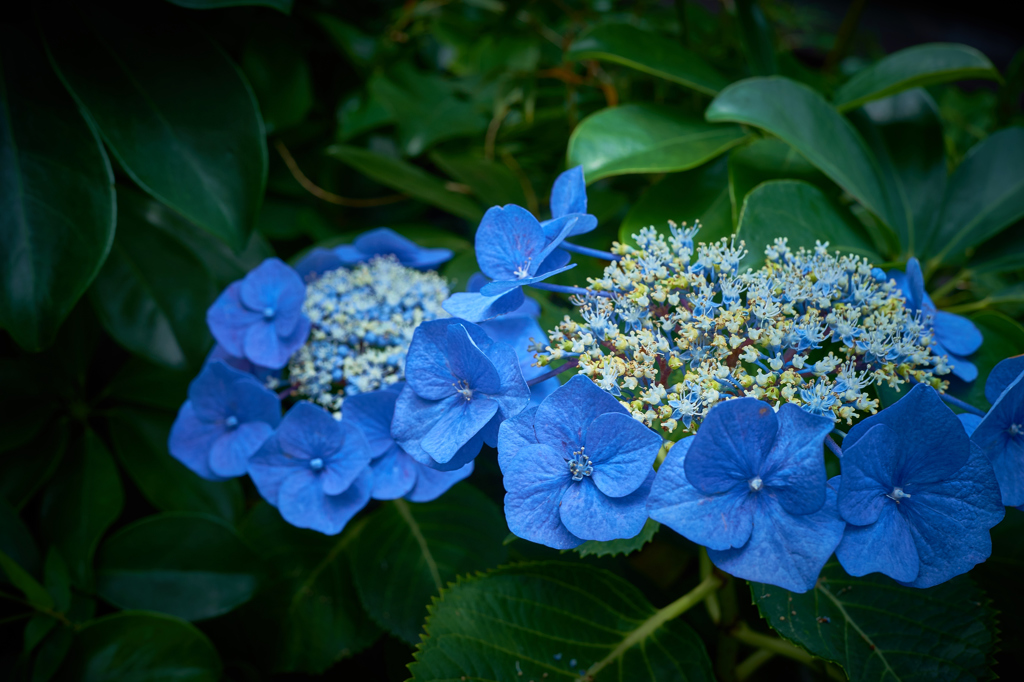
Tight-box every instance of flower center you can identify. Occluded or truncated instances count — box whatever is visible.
[567,448,593,481]
[263,306,276,320]
[453,379,473,401]
[224,415,239,429]
[886,486,911,502]
[513,259,532,279]
[309,457,325,471]
[1010,423,1023,437]
[748,476,763,492]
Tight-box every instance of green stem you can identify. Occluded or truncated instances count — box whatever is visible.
[929,269,972,301]
[699,549,722,624]
[731,622,816,668]
[0,590,71,627]
[735,649,775,681]
[943,298,991,315]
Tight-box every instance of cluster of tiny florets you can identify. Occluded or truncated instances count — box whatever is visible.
[287,256,449,415]
[537,222,949,432]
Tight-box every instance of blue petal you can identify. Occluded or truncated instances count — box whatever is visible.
[942,346,979,382]
[209,422,275,478]
[534,375,627,456]
[972,371,1024,506]
[480,316,547,381]
[585,413,660,498]
[239,258,305,318]
[501,444,580,549]
[369,445,418,500]
[321,424,372,495]
[334,244,364,265]
[447,324,501,393]
[478,263,578,296]
[496,407,539,471]
[886,269,913,310]
[405,459,474,503]
[835,491,920,584]
[189,360,247,420]
[837,424,899,526]
[683,398,777,495]
[278,467,372,535]
[481,338,531,419]
[647,437,755,551]
[442,289,527,323]
[293,247,343,282]
[542,214,598,238]
[404,319,462,400]
[958,413,982,437]
[760,404,832,515]
[529,377,559,406]
[475,205,547,281]
[904,258,926,310]
[932,310,983,357]
[353,227,419,261]
[248,434,306,505]
[560,470,654,542]
[420,396,500,465]
[276,401,343,461]
[535,246,572,276]
[168,402,227,481]
[985,355,1024,405]
[406,248,455,270]
[342,390,398,459]
[549,166,587,218]
[243,318,300,369]
[206,282,262,357]
[530,216,578,274]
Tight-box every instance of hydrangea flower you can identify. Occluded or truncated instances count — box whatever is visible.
[967,359,1024,506]
[480,315,558,405]
[984,354,1024,405]
[542,165,597,237]
[336,227,453,270]
[206,258,311,369]
[647,398,843,592]
[889,258,982,382]
[343,388,473,501]
[392,318,531,471]
[497,375,661,549]
[248,401,373,535]
[835,384,1004,588]
[169,361,281,480]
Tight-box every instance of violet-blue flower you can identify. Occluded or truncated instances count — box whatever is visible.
[343,388,473,502]
[334,227,453,270]
[835,383,1004,587]
[647,399,844,593]
[889,258,982,381]
[248,401,373,535]
[391,318,530,471]
[206,258,311,369]
[541,166,597,237]
[968,358,1024,506]
[497,375,661,549]
[480,315,558,405]
[168,360,281,480]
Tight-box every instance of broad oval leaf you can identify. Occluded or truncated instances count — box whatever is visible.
[565,23,729,95]
[96,512,262,621]
[54,611,222,682]
[927,126,1024,265]
[409,561,714,682]
[569,104,748,183]
[728,137,835,227]
[706,77,900,238]
[735,0,777,76]
[834,43,999,112]
[737,180,879,269]
[575,519,660,558]
[0,31,115,351]
[44,17,266,250]
[349,484,507,644]
[752,561,996,682]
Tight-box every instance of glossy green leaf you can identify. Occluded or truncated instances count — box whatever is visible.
[327,144,484,221]
[0,30,115,351]
[618,159,732,248]
[575,519,660,558]
[752,561,996,682]
[39,430,123,589]
[97,512,262,621]
[54,612,222,682]
[727,138,834,227]
[106,408,244,523]
[104,358,193,413]
[956,311,1024,410]
[706,77,900,238]
[410,561,713,681]
[927,126,1024,265]
[335,92,394,142]
[89,190,216,370]
[736,180,878,269]
[568,104,748,183]
[0,422,67,510]
[45,17,267,250]
[970,224,1024,275]
[735,0,777,76]
[834,43,999,112]
[565,23,729,95]
[44,550,72,613]
[166,0,292,11]
[349,485,507,644]
[241,28,313,133]
[429,150,529,208]
[0,497,39,577]
[0,550,52,610]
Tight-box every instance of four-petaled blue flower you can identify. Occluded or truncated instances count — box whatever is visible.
[344,388,474,501]
[391,318,531,471]
[206,258,311,369]
[248,401,373,535]
[889,258,982,381]
[647,399,844,592]
[169,361,281,480]
[835,384,1004,587]
[498,375,661,549]
[964,356,1024,506]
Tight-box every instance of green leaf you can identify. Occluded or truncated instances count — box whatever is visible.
[956,311,1024,410]
[241,27,313,133]
[33,627,73,682]
[0,497,39,577]
[751,561,996,682]
[44,549,72,613]
[706,77,900,239]
[104,358,193,413]
[0,30,115,351]
[974,508,1024,674]
[44,16,267,250]
[568,104,749,183]
[89,190,217,370]
[336,92,394,142]
[970,223,1024,274]
[735,0,777,76]
[927,126,1024,265]
[0,422,67,510]
[727,138,835,227]
[565,23,729,95]
[618,159,732,249]
[834,43,999,112]
[0,550,52,610]
[429,150,529,208]
[736,180,879,269]
[96,512,262,621]
[54,612,222,682]
[349,484,507,644]
[410,562,714,681]
[166,0,292,11]
[106,407,244,523]
[575,519,660,558]
[39,430,123,589]
[326,144,484,221]
[313,14,379,69]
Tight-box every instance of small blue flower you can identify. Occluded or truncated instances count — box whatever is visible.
[480,315,558,406]
[391,318,531,471]
[497,375,661,549]
[248,401,373,535]
[335,227,453,270]
[168,361,281,480]
[206,344,280,386]
[835,384,1004,587]
[889,258,983,381]
[647,399,843,593]
[206,258,311,369]
[343,388,473,501]
[969,359,1024,506]
[542,166,598,237]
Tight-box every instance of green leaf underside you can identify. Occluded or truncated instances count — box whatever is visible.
[568,104,749,183]
[751,561,995,682]
[565,23,729,95]
[409,561,713,682]
[349,484,508,645]
[834,43,999,112]
[575,519,660,558]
